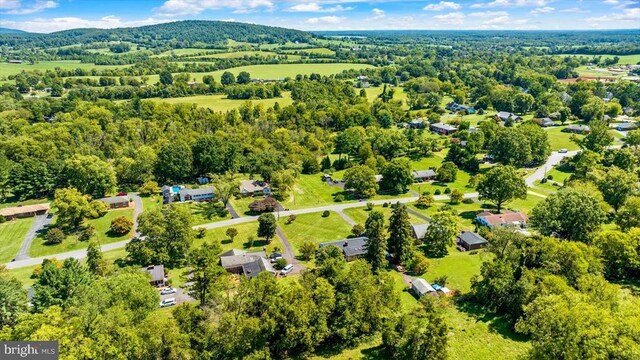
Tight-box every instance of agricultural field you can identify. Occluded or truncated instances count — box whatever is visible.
[0,60,131,78]
[282,47,336,56]
[0,217,34,263]
[554,53,640,65]
[28,208,134,258]
[147,91,293,111]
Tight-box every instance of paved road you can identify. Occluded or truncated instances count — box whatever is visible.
[524,150,579,187]
[14,214,53,261]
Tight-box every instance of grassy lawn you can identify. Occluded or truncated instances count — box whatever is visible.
[545,127,583,151]
[146,92,293,112]
[173,202,231,226]
[343,205,425,227]
[0,197,50,209]
[281,174,348,209]
[0,218,35,263]
[140,195,163,213]
[278,211,352,255]
[229,195,261,216]
[407,201,480,230]
[420,246,485,293]
[282,47,335,56]
[29,208,134,258]
[199,221,283,255]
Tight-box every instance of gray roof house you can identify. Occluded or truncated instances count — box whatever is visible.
[496,111,522,122]
[458,231,488,251]
[411,278,436,297]
[143,265,166,287]
[563,125,590,134]
[219,249,275,277]
[538,117,556,127]
[319,237,368,261]
[411,223,430,240]
[430,122,458,135]
[179,187,214,202]
[99,196,130,209]
[413,169,436,182]
[239,180,271,196]
[616,122,638,131]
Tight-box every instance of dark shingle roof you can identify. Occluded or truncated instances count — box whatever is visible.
[319,237,368,258]
[459,231,488,246]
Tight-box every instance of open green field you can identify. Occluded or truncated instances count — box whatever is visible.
[199,221,283,254]
[29,208,134,258]
[343,205,425,227]
[278,211,353,255]
[281,174,345,209]
[554,53,640,65]
[0,218,34,263]
[364,86,409,109]
[545,126,583,151]
[282,47,335,56]
[147,91,293,111]
[0,60,130,78]
[173,202,232,226]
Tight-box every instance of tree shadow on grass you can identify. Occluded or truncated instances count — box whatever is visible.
[221,239,232,245]
[305,338,384,360]
[242,239,269,249]
[454,297,529,343]
[193,201,227,220]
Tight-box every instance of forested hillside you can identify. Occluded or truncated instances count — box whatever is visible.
[0,20,314,49]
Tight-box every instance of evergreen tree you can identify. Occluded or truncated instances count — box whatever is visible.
[86,241,107,276]
[365,210,387,272]
[387,203,415,266]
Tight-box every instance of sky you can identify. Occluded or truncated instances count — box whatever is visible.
[0,0,638,33]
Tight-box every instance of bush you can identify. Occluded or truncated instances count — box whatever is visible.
[434,189,442,195]
[444,188,451,194]
[433,275,448,286]
[547,175,554,180]
[422,191,431,196]
[110,216,133,236]
[334,194,345,202]
[540,178,548,184]
[274,258,288,270]
[285,214,297,224]
[351,224,365,237]
[249,197,279,213]
[79,225,95,241]
[382,202,389,208]
[225,228,238,241]
[46,228,65,245]
[0,215,5,223]
[86,200,109,219]
[366,202,374,211]
[322,210,330,217]
[195,227,207,239]
[410,253,430,275]
[462,198,474,204]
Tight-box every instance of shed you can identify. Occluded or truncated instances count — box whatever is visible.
[411,223,430,240]
[411,278,436,297]
[458,231,488,251]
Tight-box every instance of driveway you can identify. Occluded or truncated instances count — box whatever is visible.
[129,193,143,237]
[159,286,194,306]
[524,150,579,187]
[14,214,53,261]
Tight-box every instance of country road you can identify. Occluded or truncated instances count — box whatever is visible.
[5,147,599,270]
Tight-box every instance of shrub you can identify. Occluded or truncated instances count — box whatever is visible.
[410,253,430,275]
[79,225,95,241]
[248,197,279,213]
[422,191,431,196]
[322,210,330,217]
[382,202,389,208]
[433,275,448,286]
[547,175,554,180]
[351,224,365,237]
[274,258,288,270]
[225,228,238,241]
[0,215,5,223]
[444,187,451,194]
[285,214,297,224]
[195,227,207,239]
[299,241,316,260]
[462,198,474,204]
[540,178,548,184]
[434,189,442,195]
[46,228,65,245]
[334,194,345,202]
[110,216,133,236]
[366,202,374,211]
[415,194,435,209]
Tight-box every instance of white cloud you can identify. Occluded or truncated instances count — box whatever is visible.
[471,0,548,8]
[287,3,353,13]
[588,7,640,22]
[156,0,274,17]
[423,1,461,11]
[603,0,619,4]
[531,6,554,14]
[0,15,167,33]
[559,7,590,13]
[433,11,465,25]
[2,0,57,14]
[306,15,345,24]
[469,11,509,17]
[370,8,386,19]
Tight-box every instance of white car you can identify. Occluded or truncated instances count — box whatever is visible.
[160,287,177,295]
[558,148,568,153]
[280,264,294,276]
[160,298,177,307]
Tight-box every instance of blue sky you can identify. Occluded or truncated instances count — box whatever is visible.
[0,0,638,33]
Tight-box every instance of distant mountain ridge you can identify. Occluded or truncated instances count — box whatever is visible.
[0,20,314,48]
[0,27,28,34]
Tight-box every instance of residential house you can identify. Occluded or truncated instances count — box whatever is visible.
[319,237,368,262]
[616,122,638,131]
[458,231,488,251]
[409,118,427,129]
[411,278,436,298]
[445,102,476,114]
[8,59,23,64]
[495,111,523,122]
[219,249,276,278]
[161,185,184,204]
[430,122,458,135]
[0,203,50,220]
[411,223,430,240]
[98,196,130,209]
[476,211,528,229]
[413,169,436,182]
[562,125,590,134]
[239,180,271,197]
[537,117,556,127]
[179,187,215,202]
[143,265,166,287]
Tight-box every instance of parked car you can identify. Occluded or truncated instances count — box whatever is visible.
[160,298,177,307]
[46,213,53,219]
[160,287,177,295]
[280,264,294,276]
[558,148,568,153]
[269,253,283,262]
[116,191,128,196]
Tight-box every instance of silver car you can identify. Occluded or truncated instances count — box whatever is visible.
[160,298,177,307]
